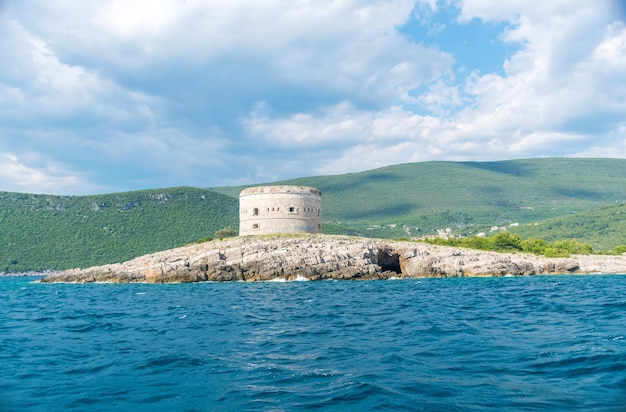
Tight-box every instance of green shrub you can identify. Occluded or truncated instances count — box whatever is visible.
[542,247,569,258]
[521,238,548,255]
[553,239,593,255]
[491,232,523,252]
[422,232,596,258]
[214,227,236,239]
[608,245,626,255]
[460,236,492,250]
[425,237,461,247]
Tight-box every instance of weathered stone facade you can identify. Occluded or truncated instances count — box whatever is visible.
[239,186,322,236]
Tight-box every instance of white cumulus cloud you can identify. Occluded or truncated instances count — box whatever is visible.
[0,153,100,195]
[0,0,625,193]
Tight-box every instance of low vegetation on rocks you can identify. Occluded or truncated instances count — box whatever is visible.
[423,232,596,257]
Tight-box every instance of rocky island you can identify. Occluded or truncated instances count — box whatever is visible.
[39,234,626,283]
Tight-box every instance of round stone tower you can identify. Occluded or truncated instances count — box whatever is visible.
[239,185,322,236]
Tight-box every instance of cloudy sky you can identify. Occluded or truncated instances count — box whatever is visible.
[1,1,625,194]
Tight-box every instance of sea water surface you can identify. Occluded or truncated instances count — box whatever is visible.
[1,275,626,411]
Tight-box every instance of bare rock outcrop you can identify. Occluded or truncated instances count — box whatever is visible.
[39,235,626,283]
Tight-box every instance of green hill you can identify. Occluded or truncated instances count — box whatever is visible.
[2,158,626,272]
[214,158,626,239]
[0,187,238,272]
[509,203,626,252]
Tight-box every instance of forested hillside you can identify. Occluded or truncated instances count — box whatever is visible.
[509,203,626,252]
[0,187,237,272]
[2,158,626,272]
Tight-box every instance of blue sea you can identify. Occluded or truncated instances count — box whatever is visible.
[2,275,626,411]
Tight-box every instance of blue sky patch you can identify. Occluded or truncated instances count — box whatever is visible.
[398,4,515,78]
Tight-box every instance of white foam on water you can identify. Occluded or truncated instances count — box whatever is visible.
[266,275,308,282]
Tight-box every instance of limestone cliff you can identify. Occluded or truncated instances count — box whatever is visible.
[39,235,626,283]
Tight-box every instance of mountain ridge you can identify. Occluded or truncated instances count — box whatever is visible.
[2,158,625,272]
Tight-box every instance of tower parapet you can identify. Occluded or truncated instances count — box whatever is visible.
[239,185,322,236]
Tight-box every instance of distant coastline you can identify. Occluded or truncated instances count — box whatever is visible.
[1,270,58,277]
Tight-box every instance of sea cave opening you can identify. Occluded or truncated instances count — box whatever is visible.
[377,249,401,274]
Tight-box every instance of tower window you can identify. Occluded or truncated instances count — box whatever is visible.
[253,208,259,216]
[252,224,259,230]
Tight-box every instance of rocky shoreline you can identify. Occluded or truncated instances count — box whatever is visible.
[38,235,626,283]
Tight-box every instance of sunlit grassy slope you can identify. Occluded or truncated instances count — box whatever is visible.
[214,158,626,241]
[509,203,626,252]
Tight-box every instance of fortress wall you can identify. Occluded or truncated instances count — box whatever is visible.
[239,186,322,236]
